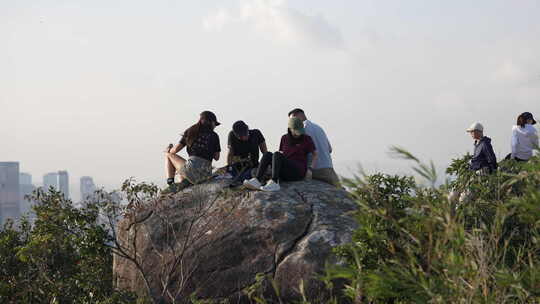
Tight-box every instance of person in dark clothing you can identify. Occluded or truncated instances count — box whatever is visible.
[448,121,498,204]
[164,111,221,193]
[227,121,268,184]
[243,117,318,192]
[466,122,497,174]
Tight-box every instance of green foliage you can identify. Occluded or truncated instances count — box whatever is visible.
[3,151,540,303]
[243,273,272,304]
[332,152,540,303]
[390,146,438,188]
[0,188,135,304]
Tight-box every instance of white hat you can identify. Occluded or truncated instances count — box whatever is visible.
[466,122,484,132]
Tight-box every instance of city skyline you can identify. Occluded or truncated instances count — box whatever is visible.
[0,163,100,224]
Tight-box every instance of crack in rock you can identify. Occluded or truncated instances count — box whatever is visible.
[272,189,315,277]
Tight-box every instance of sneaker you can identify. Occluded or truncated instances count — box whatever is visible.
[261,180,280,192]
[243,178,262,190]
[162,179,192,195]
[162,183,178,194]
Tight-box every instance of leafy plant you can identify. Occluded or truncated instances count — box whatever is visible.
[0,188,136,303]
[331,150,540,303]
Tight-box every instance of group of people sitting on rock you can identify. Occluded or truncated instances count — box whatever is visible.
[164,108,339,193]
[464,111,538,175]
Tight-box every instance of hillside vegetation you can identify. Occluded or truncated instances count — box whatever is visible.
[1,150,539,303]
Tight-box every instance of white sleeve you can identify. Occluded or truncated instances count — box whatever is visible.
[511,128,518,157]
[320,127,332,153]
[531,127,539,148]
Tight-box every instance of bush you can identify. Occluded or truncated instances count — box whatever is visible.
[330,152,540,303]
[0,188,136,304]
[3,153,539,303]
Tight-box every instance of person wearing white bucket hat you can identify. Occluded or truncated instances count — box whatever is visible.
[466,122,497,174]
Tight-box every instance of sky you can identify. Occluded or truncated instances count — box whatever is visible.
[2,0,539,200]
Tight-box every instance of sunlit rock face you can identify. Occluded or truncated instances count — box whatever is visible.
[113,179,357,303]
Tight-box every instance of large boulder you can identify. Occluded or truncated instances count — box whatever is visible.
[113,180,358,303]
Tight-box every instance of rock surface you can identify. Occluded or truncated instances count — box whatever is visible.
[113,179,358,303]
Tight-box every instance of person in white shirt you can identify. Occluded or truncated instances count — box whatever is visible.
[510,112,538,161]
[288,108,340,186]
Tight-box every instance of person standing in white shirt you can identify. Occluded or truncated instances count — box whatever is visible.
[511,112,538,161]
[288,108,340,186]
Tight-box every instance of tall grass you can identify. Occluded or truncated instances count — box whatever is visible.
[329,150,540,303]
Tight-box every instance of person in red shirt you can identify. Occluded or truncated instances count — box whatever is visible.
[243,117,318,192]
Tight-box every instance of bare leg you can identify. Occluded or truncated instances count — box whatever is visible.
[165,152,187,179]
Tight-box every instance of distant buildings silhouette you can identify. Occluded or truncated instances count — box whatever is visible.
[19,172,36,223]
[58,170,69,199]
[0,161,99,225]
[0,162,21,226]
[80,176,96,201]
[43,172,58,192]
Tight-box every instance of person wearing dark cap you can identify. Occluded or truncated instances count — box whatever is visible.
[164,111,221,192]
[243,117,318,192]
[510,112,538,161]
[227,121,268,184]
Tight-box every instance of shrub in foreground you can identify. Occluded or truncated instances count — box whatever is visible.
[0,189,136,304]
[329,153,540,303]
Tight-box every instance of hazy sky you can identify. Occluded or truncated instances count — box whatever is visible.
[2,0,539,200]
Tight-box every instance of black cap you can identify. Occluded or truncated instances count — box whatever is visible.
[232,121,249,137]
[200,111,220,126]
[521,112,536,125]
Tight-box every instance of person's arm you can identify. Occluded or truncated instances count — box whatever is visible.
[226,132,234,165]
[214,133,221,162]
[305,150,318,180]
[316,125,333,154]
[306,136,318,170]
[321,128,333,154]
[484,142,498,172]
[530,127,539,149]
[170,143,185,154]
[310,151,318,170]
[511,129,518,158]
[227,145,234,166]
[256,130,268,154]
[259,142,268,154]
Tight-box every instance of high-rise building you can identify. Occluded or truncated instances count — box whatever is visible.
[43,172,58,192]
[58,170,69,199]
[19,172,32,185]
[0,162,21,225]
[19,172,36,222]
[80,176,96,201]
